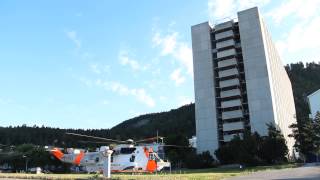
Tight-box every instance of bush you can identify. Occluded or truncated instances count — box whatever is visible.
[184,150,216,169]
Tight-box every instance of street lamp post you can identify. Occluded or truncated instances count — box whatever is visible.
[22,155,28,172]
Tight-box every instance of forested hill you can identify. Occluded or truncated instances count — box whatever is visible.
[0,62,319,147]
[0,104,195,147]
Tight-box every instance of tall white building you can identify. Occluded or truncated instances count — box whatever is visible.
[308,89,320,119]
[191,7,297,157]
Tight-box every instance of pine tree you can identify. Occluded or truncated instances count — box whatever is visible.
[313,112,320,161]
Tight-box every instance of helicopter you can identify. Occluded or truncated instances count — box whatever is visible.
[49,133,172,173]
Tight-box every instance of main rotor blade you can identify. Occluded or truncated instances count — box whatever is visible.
[79,140,110,144]
[159,144,193,148]
[135,136,165,143]
[66,132,127,143]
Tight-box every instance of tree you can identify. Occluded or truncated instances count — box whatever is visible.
[289,116,317,161]
[260,124,288,163]
[184,150,216,169]
[215,132,264,165]
[313,112,320,161]
[215,124,288,165]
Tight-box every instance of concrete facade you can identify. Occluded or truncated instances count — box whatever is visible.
[191,7,297,157]
[308,89,320,119]
[191,22,219,155]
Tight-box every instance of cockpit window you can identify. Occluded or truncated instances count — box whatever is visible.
[149,153,160,162]
[120,148,136,154]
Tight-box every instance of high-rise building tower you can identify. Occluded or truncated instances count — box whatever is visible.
[191,7,297,157]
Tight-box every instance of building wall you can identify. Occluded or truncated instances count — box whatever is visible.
[238,8,275,136]
[238,7,296,155]
[308,90,320,119]
[191,22,219,155]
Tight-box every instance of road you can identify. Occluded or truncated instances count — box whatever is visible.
[227,164,320,180]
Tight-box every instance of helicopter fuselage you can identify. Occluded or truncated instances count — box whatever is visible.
[50,144,170,173]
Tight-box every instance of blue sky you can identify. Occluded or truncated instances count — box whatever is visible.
[1,0,319,129]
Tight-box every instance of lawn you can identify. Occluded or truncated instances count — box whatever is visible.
[0,164,298,180]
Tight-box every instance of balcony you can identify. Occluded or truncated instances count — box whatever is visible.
[221,99,242,108]
[220,89,241,98]
[217,58,237,68]
[217,48,236,58]
[215,21,234,32]
[219,78,240,88]
[223,121,244,131]
[216,39,235,49]
[222,109,243,119]
[224,133,243,142]
[215,30,234,41]
[218,68,239,78]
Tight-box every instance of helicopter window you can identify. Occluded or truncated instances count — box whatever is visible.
[149,153,160,162]
[154,155,161,162]
[129,155,135,162]
[149,153,155,160]
[114,150,120,155]
[88,154,95,160]
[120,148,136,154]
[95,157,99,163]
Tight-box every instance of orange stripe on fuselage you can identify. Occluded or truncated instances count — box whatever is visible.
[73,151,85,165]
[143,147,149,158]
[146,160,157,172]
[51,148,64,160]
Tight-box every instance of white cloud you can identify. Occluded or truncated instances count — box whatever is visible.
[89,63,110,74]
[79,77,92,87]
[174,43,193,75]
[103,65,111,73]
[208,0,270,21]
[152,32,178,55]
[267,0,320,62]
[0,98,13,105]
[95,80,156,107]
[170,68,185,86]
[268,0,320,24]
[101,100,109,105]
[118,50,147,71]
[66,30,81,49]
[152,30,193,75]
[89,63,101,74]
[275,16,320,62]
[131,88,155,108]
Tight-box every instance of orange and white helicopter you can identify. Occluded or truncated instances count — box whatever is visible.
[49,133,172,173]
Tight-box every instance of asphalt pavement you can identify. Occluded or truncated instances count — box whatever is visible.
[227,163,320,180]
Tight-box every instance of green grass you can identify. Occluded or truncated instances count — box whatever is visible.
[0,164,298,180]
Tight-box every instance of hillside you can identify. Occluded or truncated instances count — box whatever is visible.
[0,62,319,147]
[0,104,195,147]
[109,104,195,139]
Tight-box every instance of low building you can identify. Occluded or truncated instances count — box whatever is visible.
[308,89,320,119]
[189,136,197,148]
